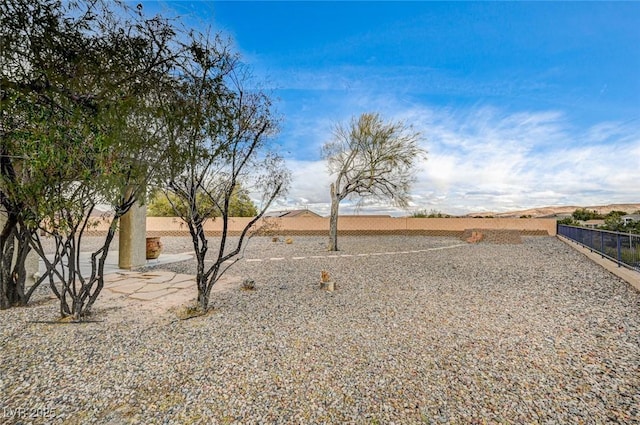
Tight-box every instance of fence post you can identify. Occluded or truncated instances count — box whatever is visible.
[617,233,621,267]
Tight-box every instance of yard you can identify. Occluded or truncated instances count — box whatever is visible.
[1,236,639,424]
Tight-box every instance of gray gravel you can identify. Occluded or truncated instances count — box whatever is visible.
[2,236,639,424]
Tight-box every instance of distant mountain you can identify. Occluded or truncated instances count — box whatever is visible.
[466,203,640,218]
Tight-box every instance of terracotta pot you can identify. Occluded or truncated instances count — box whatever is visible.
[146,237,163,260]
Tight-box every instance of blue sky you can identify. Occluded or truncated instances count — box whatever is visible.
[143,1,640,216]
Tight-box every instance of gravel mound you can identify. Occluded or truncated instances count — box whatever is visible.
[2,236,639,424]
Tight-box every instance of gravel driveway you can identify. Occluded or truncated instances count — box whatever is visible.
[1,236,639,424]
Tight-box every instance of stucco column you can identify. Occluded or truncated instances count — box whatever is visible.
[118,200,147,269]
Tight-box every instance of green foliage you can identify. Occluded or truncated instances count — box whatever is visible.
[323,112,426,208]
[626,221,640,235]
[411,209,452,218]
[146,192,181,217]
[557,217,579,226]
[0,0,288,314]
[605,210,627,218]
[604,245,640,265]
[604,214,624,232]
[147,187,257,217]
[565,209,640,234]
[323,112,427,251]
[602,212,640,234]
[1,0,181,315]
[159,30,289,311]
[572,208,603,221]
[230,189,259,217]
[411,210,428,218]
[561,211,640,234]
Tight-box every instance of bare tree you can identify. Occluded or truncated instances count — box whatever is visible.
[160,32,289,313]
[322,112,426,251]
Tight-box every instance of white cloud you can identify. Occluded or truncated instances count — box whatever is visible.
[272,104,640,216]
[427,108,636,211]
[269,159,332,215]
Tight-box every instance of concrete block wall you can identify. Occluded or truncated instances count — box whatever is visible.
[460,229,526,244]
[134,216,558,237]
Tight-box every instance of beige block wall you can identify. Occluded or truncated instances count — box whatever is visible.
[138,216,557,236]
[404,217,557,235]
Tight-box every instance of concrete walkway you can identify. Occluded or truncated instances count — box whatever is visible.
[39,250,193,278]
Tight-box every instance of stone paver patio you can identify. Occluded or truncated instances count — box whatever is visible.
[104,271,196,300]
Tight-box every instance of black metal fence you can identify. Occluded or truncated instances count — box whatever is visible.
[558,224,640,271]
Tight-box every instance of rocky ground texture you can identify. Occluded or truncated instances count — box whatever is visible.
[1,236,639,424]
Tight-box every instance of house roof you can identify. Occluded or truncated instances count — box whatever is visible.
[580,219,606,226]
[263,209,321,218]
[540,213,573,219]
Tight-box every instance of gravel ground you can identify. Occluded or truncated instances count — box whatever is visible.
[2,235,639,424]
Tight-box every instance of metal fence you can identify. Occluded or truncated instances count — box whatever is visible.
[558,224,640,271]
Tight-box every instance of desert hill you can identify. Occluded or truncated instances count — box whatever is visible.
[467,203,640,218]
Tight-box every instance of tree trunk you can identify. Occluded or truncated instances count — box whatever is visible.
[0,212,17,309]
[0,214,33,308]
[84,219,119,314]
[0,237,15,309]
[328,183,340,251]
[197,281,209,312]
